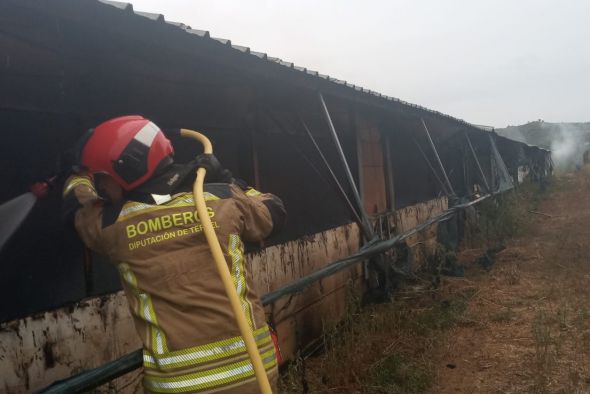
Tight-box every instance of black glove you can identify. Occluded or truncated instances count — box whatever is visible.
[58,129,94,176]
[232,177,249,190]
[58,148,83,176]
[196,154,232,183]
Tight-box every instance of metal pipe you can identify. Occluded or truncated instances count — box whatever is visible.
[37,350,143,394]
[488,133,515,191]
[420,118,456,196]
[318,92,374,239]
[299,117,369,238]
[464,132,491,193]
[263,110,366,234]
[412,137,450,196]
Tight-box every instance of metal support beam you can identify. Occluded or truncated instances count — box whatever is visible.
[412,137,450,196]
[464,132,491,193]
[318,92,374,239]
[420,118,456,197]
[299,116,369,239]
[487,133,515,192]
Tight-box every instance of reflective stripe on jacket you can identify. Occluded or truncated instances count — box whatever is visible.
[63,176,285,393]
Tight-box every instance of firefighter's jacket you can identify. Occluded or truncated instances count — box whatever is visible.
[63,174,286,393]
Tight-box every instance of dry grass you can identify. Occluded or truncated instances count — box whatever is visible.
[433,171,590,393]
[278,282,474,394]
[280,171,590,394]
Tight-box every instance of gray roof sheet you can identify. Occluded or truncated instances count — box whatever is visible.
[97,0,489,131]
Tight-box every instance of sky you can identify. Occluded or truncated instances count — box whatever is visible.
[128,0,589,128]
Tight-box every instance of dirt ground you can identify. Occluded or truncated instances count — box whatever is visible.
[431,169,590,393]
[282,170,590,394]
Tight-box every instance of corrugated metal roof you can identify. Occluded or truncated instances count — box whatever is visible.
[97,0,131,11]
[97,0,486,130]
[186,28,209,38]
[135,11,164,22]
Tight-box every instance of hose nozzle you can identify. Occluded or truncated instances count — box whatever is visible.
[30,176,58,199]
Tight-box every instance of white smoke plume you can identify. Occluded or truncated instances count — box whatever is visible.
[550,123,590,171]
[497,121,590,173]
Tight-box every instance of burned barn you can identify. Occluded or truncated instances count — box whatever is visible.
[495,135,553,184]
[0,0,552,392]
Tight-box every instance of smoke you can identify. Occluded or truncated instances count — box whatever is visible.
[497,121,590,172]
[550,123,590,171]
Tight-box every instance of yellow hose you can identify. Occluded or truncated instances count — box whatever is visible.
[180,129,273,394]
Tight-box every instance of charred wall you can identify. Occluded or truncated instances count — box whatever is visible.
[0,2,358,322]
[383,118,445,209]
[0,0,546,326]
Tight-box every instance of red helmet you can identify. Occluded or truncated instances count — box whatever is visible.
[80,115,174,191]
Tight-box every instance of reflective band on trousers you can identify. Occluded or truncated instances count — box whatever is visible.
[143,326,271,370]
[144,348,277,393]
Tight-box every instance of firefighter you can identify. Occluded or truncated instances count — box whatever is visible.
[62,115,286,393]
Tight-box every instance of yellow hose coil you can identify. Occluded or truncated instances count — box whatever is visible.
[180,129,272,394]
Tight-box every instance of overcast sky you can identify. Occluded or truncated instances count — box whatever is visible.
[129,0,589,128]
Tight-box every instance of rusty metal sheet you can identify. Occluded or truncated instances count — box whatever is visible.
[250,223,362,361]
[0,293,141,394]
[394,196,448,268]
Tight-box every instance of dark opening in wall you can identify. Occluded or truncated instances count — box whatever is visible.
[255,132,355,245]
[386,126,444,209]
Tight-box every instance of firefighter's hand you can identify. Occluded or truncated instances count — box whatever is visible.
[196,154,232,183]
